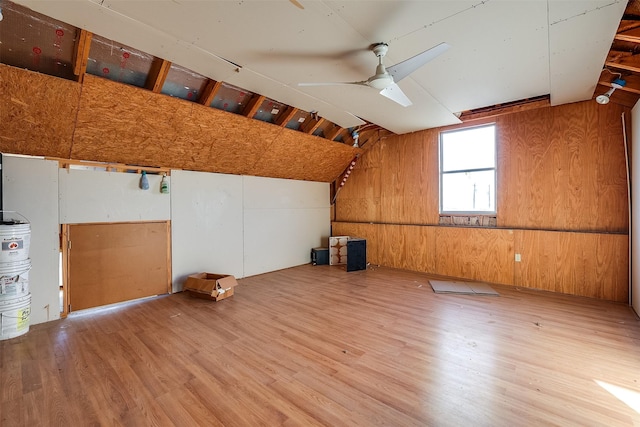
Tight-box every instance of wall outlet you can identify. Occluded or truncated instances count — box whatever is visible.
[515,253,521,262]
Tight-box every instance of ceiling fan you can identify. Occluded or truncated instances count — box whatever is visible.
[298,42,450,107]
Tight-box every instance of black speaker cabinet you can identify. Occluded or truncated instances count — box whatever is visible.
[311,247,329,265]
[346,238,367,272]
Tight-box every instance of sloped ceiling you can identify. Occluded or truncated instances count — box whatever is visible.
[12,0,628,134]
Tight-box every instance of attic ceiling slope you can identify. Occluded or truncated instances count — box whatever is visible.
[12,0,627,134]
[69,74,360,182]
[548,1,627,106]
[597,0,640,107]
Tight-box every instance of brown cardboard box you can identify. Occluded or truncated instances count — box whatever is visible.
[184,273,238,301]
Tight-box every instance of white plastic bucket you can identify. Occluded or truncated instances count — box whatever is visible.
[0,212,30,263]
[0,293,31,340]
[0,259,31,298]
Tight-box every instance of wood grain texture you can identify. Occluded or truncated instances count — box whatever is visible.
[500,102,628,232]
[335,142,382,222]
[333,100,629,301]
[68,222,170,311]
[334,222,627,301]
[250,127,360,182]
[337,101,629,232]
[380,224,437,273]
[434,227,515,285]
[2,264,639,426]
[332,222,514,284]
[378,130,440,224]
[514,230,629,302]
[72,75,278,175]
[71,75,359,182]
[0,64,80,158]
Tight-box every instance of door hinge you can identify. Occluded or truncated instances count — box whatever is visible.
[68,240,72,250]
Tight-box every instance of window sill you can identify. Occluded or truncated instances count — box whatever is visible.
[439,215,497,227]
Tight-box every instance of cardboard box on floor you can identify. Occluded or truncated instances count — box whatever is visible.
[184,273,238,301]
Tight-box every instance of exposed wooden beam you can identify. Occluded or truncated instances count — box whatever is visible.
[325,125,344,141]
[341,129,354,146]
[357,126,392,149]
[145,58,172,93]
[615,27,640,43]
[459,97,550,122]
[334,128,351,143]
[72,29,92,83]
[242,94,265,118]
[606,58,640,74]
[598,70,640,95]
[198,79,223,106]
[274,106,298,126]
[301,117,325,134]
[623,1,640,17]
[618,19,640,33]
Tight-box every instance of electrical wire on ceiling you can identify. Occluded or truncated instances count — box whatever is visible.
[603,67,623,79]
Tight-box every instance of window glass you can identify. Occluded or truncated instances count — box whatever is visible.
[441,125,495,171]
[440,124,496,214]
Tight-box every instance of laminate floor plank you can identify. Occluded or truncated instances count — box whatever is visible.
[0,264,639,426]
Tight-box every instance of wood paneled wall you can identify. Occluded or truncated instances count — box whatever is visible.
[334,101,630,302]
[0,64,81,158]
[0,64,360,182]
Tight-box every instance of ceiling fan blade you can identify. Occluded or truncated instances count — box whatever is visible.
[298,81,368,87]
[379,83,412,107]
[387,42,450,83]
[289,0,304,9]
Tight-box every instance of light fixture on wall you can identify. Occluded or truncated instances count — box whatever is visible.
[596,78,626,105]
[0,8,4,21]
[352,129,360,147]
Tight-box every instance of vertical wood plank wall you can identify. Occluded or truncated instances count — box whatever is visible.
[333,101,630,302]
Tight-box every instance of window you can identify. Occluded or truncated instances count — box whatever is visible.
[440,124,496,214]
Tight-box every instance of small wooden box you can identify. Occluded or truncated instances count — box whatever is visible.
[184,273,238,301]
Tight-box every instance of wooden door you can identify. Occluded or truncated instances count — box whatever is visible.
[67,222,171,312]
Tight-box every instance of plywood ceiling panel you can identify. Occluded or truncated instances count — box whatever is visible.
[0,64,80,158]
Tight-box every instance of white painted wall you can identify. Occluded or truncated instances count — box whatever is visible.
[170,170,244,292]
[3,158,331,321]
[170,172,330,290]
[59,168,170,223]
[3,156,60,325]
[243,176,330,277]
[631,106,640,316]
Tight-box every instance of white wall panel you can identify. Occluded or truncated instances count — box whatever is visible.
[170,170,243,292]
[59,169,170,223]
[243,176,330,277]
[3,156,60,325]
[243,176,329,209]
[243,208,330,277]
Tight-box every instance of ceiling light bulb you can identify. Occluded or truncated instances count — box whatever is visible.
[595,87,615,105]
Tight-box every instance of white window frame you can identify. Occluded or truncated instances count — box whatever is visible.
[439,124,497,215]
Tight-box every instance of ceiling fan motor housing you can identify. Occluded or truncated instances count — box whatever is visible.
[369,43,393,89]
[372,43,389,58]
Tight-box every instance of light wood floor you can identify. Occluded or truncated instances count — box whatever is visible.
[1,265,640,426]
